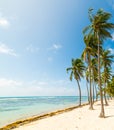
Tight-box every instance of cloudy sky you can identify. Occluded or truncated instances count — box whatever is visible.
[0,0,114,96]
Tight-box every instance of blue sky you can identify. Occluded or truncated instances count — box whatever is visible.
[0,0,114,96]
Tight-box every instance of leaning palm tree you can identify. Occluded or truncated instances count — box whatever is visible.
[83,8,114,118]
[66,58,85,106]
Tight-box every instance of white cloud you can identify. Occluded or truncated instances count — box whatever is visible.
[0,78,22,87]
[0,78,76,96]
[26,44,40,53]
[0,77,87,96]
[108,48,114,54]
[0,18,10,28]
[38,82,48,86]
[48,43,62,52]
[53,44,62,50]
[0,43,17,56]
[0,12,10,28]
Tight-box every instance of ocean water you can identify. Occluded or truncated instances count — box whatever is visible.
[0,96,88,128]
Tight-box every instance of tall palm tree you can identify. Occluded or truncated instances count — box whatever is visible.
[83,8,114,118]
[66,58,85,106]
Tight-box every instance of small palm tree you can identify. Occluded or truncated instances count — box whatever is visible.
[106,76,114,97]
[101,49,114,105]
[101,49,114,69]
[102,67,112,105]
[66,58,85,106]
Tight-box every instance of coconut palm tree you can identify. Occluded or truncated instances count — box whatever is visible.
[102,67,112,105]
[101,49,114,105]
[106,76,114,97]
[101,49,114,69]
[91,58,98,104]
[66,58,85,106]
[85,68,90,103]
[82,34,97,109]
[83,8,114,118]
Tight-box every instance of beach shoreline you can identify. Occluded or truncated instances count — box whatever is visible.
[0,102,89,130]
[1,100,114,130]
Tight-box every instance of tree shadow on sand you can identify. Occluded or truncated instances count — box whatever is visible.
[105,115,114,118]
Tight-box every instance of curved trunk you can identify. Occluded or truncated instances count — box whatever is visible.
[97,34,105,118]
[76,80,81,106]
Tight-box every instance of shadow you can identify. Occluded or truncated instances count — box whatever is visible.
[94,104,101,106]
[105,115,114,118]
[95,104,109,106]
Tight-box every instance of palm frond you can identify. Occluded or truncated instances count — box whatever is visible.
[66,67,72,73]
[83,25,91,34]
[70,71,73,81]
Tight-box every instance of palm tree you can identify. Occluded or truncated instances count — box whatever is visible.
[82,34,97,109]
[83,8,114,118]
[102,67,112,105]
[66,58,85,106]
[101,50,114,69]
[101,49,114,105]
[85,68,90,103]
[107,76,114,97]
[91,58,98,104]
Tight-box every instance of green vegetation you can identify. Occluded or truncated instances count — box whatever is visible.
[107,76,114,97]
[66,58,85,106]
[67,8,114,118]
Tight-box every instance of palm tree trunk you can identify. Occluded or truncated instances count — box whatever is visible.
[76,80,81,106]
[95,84,98,101]
[104,91,108,106]
[86,81,90,103]
[104,82,108,106]
[97,34,105,118]
[93,81,95,104]
[89,56,93,110]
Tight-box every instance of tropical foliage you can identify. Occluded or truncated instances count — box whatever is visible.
[66,58,85,106]
[67,8,114,118]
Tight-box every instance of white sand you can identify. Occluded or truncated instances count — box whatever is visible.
[14,100,114,130]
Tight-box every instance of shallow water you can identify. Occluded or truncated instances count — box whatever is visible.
[0,96,88,128]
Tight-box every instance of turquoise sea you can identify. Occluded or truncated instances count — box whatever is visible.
[0,96,88,128]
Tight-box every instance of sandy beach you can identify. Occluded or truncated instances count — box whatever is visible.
[9,100,114,130]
